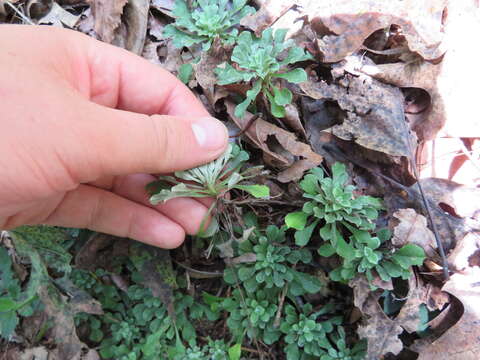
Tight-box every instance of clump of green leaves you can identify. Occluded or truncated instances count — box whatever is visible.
[0,246,41,339]
[221,289,281,344]
[149,144,268,203]
[224,225,321,297]
[216,28,312,118]
[286,163,426,284]
[148,144,269,237]
[281,303,340,359]
[164,0,255,51]
[72,266,221,360]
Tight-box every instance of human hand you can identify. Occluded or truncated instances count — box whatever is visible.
[0,25,228,248]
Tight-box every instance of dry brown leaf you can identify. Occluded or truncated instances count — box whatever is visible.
[416,178,480,219]
[391,208,437,257]
[151,0,175,17]
[112,0,149,55]
[88,0,128,43]
[303,0,446,63]
[416,269,480,360]
[38,2,80,27]
[284,103,307,138]
[193,52,228,105]
[240,0,296,35]
[300,73,411,157]
[226,102,322,182]
[357,292,404,359]
[395,277,428,333]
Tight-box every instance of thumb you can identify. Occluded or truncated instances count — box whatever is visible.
[70,101,228,182]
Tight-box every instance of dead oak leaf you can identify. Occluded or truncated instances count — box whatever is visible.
[87,0,128,43]
[391,208,437,257]
[226,101,322,183]
[357,292,404,359]
[240,0,296,35]
[303,0,446,63]
[416,269,480,360]
[300,73,411,157]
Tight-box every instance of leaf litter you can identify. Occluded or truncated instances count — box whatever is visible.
[1,0,480,359]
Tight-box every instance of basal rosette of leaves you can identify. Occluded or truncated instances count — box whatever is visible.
[164,0,255,51]
[285,163,426,285]
[280,303,364,360]
[221,288,281,344]
[215,28,313,118]
[72,268,221,360]
[223,225,322,297]
[148,143,269,237]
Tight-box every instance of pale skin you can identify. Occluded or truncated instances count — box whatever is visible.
[0,25,228,248]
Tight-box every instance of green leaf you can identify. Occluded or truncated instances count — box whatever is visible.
[318,243,336,257]
[228,343,242,360]
[0,298,17,312]
[273,86,292,106]
[0,311,18,338]
[273,68,307,83]
[235,184,270,198]
[391,244,426,269]
[285,211,308,230]
[238,266,255,281]
[280,46,313,65]
[234,79,262,118]
[178,63,193,84]
[294,220,318,246]
[382,260,403,278]
[335,232,356,262]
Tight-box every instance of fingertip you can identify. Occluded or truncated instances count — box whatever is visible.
[191,117,229,154]
[148,220,186,249]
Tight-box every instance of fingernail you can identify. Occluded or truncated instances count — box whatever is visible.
[192,117,228,151]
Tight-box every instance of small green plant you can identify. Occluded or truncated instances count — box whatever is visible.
[148,144,269,237]
[72,266,221,360]
[164,0,255,51]
[222,289,281,344]
[286,163,426,284]
[223,225,321,296]
[176,339,229,360]
[281,303,338,359]
[0,246,40,339]
[216,28,312,118]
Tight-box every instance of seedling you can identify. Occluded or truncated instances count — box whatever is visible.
[221,288,281,344]
[148,143,269,237]
[280,303,343,360]
[223,225,321,296]
[216,28,312,118]
[164,0,255,51]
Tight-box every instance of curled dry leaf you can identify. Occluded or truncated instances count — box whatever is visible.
[391,208,437,257]
[193,52,229,105]
[87,0,128,43]
[151,0,175,17]
[226,101,322,183]
[357,292,404,358]
[112,0,149,55]
[300,72,412,157]
[303,0,447,63]
[38,2,80,27]
[415,178,480,219]
[240,0,296,35]
[416,269,480,360]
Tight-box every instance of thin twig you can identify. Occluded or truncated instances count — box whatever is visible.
[273,284,288,328]
[5,1,34,25]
